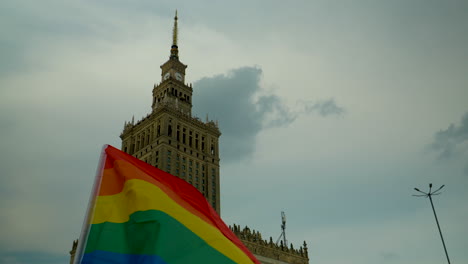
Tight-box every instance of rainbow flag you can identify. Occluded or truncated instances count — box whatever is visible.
[74,145,259,264]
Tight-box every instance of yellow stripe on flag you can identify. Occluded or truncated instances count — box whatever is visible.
[93,179,254,264]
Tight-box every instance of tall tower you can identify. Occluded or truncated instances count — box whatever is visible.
[71,13,309,264]
[120,11,222,213]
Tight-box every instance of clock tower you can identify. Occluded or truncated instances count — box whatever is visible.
[153,11,192,115]
[120,11,221,214]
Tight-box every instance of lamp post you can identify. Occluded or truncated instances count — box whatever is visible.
[413,183,451,264]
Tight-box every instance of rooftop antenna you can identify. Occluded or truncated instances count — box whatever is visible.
[276,211,287,247]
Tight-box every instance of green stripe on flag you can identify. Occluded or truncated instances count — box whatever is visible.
[85,210,239,264]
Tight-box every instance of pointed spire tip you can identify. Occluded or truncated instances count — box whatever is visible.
[170,9,179,58]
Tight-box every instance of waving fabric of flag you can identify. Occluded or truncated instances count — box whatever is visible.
[74,145,259,264]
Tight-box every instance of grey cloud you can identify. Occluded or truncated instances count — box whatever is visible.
[430,112,468,159]
[301,98,345,117]
[193,67,297,163]
[193,67,346,163]
[257,95,298,128]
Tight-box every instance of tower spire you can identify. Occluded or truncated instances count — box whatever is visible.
[170,10,179,59]
[173,10,178,46]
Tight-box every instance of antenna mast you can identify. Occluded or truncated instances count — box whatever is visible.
[276,211,288,247]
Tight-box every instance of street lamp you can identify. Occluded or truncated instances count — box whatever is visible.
[413,183,451,264]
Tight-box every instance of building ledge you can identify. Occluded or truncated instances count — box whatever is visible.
[230,224,309,264]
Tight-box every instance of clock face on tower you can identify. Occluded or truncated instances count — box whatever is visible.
[164,72,170,80]
[175,72,183,81]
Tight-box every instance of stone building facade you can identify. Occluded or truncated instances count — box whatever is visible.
[70,12,308,264]
[119,12,221,214]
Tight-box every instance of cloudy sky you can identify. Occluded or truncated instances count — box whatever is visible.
[1,1,467,263]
